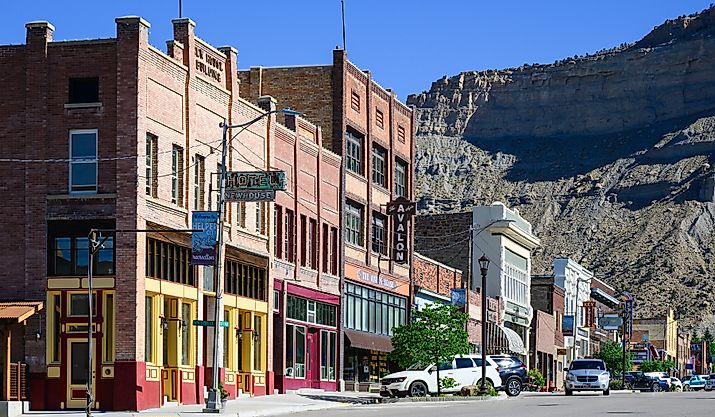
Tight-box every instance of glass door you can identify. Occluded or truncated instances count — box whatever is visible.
[66,340,94,409]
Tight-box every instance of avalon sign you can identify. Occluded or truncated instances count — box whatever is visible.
[386,197,416,264]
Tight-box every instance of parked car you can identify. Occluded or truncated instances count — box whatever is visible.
[704,374,715,391]
[670,377,683,391]
[683,374,707,391]
[488,355,528,397]
[565,359,611,396]
[645,372,672,390]
[380,355,503,397]
[623,371,665,392]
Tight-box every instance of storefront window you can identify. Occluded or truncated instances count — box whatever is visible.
[145,295,153,363]
[286,324,295,377]
[254,315,262,371]
[182,303,191,366]
[320,330,337,381]
[287,295,336,327]
[345,283,406,336]
[295,325,305,378]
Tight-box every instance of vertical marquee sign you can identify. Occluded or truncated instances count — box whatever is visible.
[386,197,416,264]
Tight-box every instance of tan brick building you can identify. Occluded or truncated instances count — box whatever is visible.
[0,16,287,410]
[239,51,416,389]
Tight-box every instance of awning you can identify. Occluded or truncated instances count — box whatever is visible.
[344,329,393,353]
[0,301,43,322]
[590,288,619,308]
[499,325,527,355]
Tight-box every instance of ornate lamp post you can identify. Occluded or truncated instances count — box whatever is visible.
[478,254,490,394]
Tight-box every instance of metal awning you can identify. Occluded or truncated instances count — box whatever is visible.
[344,329,393,353]
[498,325,527,355]
[0,301,43,322]
[590,288,619,308]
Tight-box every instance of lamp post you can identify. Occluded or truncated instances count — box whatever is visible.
[204,107,300,413]
[478,254,490,394]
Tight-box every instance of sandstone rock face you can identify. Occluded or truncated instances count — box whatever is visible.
[409,7,715,326]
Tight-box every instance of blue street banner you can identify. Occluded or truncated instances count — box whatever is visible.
[450,288,466,306]
[191,211,219,265]
[563,315,575,337]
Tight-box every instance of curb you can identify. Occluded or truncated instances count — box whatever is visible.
[299,394,382,405]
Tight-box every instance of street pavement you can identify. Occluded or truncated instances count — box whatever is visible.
[298,391,715,417]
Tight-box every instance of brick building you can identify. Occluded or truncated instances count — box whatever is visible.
[530,275,566,389]
[412,252,463,310]
[0,17,285,410]
[239,51,416,390]
[632,308,679,365]
[271,113,342,392]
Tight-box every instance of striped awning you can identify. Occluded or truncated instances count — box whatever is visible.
[499,325,527,355]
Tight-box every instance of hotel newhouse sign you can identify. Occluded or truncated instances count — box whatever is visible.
[386,197,416,264]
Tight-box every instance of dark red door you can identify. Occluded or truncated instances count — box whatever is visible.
[307,329,320,388]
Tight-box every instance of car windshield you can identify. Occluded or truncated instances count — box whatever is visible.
[570,361,605,370]
[406,363,426,371]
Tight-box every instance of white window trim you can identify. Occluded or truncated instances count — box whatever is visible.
[69,129,98,194]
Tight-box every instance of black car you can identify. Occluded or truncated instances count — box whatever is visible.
[624,371,664,392]
[488,355,528,396]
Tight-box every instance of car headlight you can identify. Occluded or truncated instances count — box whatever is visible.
[566,373,575,381]
[394,377,406,383]
[599,372,610,380]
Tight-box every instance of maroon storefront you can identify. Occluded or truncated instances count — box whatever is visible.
[273,280,340,392]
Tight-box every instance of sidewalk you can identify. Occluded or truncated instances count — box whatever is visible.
[23,394,349,417]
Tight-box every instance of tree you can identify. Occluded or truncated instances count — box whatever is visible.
[389,303,469,396]
[593,340,632,375]
[639,360,676,373]
[704,328,714,344]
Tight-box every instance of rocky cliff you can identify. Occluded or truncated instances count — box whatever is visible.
[408,6,715,326]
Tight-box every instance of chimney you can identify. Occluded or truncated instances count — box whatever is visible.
[25,21,54,53]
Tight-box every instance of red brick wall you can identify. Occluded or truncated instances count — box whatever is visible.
[413,253,463,298]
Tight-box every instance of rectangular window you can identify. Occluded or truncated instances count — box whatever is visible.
[375,109,384,129]
[223,310,230,368]
[273,290,280,312]
[68,77,99,104]
[287,295,336,327]
[69,130,98,193]
[309,218,318,269]
[193,155,204,210]
[255,202,265,234]
[223,258,267,301]
[322,223,329,273]
[146,134,157,197]
[68,293,96,317]
[104,294,114,362]
[182,303,191,366]
[274,206,283,258]
[397,125,406,143]
[350,90,361,112]
[371,213,387,255]
[171,145,184,205]
[372,145,387,188]
[145,296,153,363]
[294,325,306,378]
[51,294,61,363]
[345,283,406,336]
[345,200,363,246]
[286,323,295,377]
[145,238,194,286]
[300,215,307,267]
[253,315,262,371]
[395,159,407,198]
[285,210,295,262]
[237,202,245,228]
[330,227,338,275]
[345,130,363,175]
[307,301,316,323]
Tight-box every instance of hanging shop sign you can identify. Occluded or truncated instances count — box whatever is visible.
[450,288,466,307]
[599,314,623,331]
[191,211,219,265]
[386,197,416,264]
[225,171,286,191]
[562,315,575,337]
[225,189,276,202]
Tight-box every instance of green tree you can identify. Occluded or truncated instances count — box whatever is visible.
[593,340,633,375]
[639,360,676,373]
[390,303,469,396]
[692,332,702,344]
[704,329,714,344]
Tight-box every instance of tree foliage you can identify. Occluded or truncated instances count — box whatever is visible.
[639,360,676,373]
[528,369,545,387]
[593,340,633,375]
[389,303,469,395]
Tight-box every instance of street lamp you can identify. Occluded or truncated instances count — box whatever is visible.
[478,254,490,395]
[204,107,301,413]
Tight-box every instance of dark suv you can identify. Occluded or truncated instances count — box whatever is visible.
[488,355,528,396]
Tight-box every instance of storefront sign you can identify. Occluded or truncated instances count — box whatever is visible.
[599,314,623,331]
[194,44,224,83]
[225,190,276,202]
[226,171,286,191]
[450,288,466,306]
[386,197,416,264]
[487,311,498,323]
[191,211,218,265]
[562,315,574,337]
[557,348,567,356]
[487,298,498,312]
[357,270,397,290]
[577,327,589,338]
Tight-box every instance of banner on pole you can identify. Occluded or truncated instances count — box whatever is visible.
[191,211,219,265]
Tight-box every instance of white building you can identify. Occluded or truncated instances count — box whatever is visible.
[553,257,593,363]
[472,203,540,365]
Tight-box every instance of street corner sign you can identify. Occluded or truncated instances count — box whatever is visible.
[386,197,416,264]
[191,211,219,265]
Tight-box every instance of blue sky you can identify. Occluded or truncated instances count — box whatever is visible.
[1,1,712,100]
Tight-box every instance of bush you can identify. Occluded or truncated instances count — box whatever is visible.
[528,369,545,387]
[458,384,498,397]
[609,379,624,390]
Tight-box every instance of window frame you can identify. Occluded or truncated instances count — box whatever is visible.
[171,145,184,206]
[68,77,99,104]
[320,330,337,381]
[345,200,364,247]
[146,134,157,197]
[193,154,205,210]
[371,145,387,188]
[371,213,388,255]
[69,129,98,194]
[395,159,407,198]
[345,130,363,176]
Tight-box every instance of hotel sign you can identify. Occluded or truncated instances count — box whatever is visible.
[224,171,286,202]
[386,197,416,264]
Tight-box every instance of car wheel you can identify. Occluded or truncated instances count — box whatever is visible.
[683,385,690,391]
[408,381,428,397]
[603,388,610,396]
[651,383,662,392]
[565,388,573,396]
[506,377,522,397]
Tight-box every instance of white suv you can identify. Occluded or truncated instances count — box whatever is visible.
[565,359,611,396]
[380,355,502,397]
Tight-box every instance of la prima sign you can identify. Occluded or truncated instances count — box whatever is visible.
[386,197,416,264]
